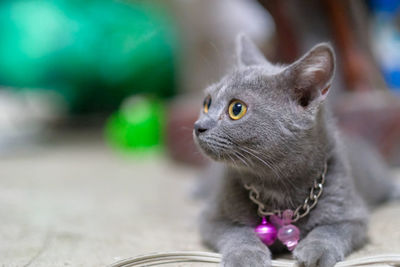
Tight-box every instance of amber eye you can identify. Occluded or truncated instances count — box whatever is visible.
[228,100,247,120]
[203,95,211,113]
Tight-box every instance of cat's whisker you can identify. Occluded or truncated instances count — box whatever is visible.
[248,151,299,205]
[227,154,240,169]
[236,146,281,179]
[209,134,233,147]
[232,151,250,168]
[235,150,253,168]
[242,146,286,179]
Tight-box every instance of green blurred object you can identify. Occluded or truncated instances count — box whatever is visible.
[105,96,165,151]
[0,0,178,113]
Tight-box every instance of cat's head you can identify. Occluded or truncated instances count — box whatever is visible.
[193,35,335,172]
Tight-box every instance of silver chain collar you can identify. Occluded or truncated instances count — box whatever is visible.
[244,162,327,222]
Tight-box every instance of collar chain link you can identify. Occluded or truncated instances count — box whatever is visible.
[244,162,327,222]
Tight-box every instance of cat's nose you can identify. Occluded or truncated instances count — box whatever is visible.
[194,122,208,136]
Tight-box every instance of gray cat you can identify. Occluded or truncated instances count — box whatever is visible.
[193,35,399,267]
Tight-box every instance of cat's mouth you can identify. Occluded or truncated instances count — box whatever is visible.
[193,133,242,165]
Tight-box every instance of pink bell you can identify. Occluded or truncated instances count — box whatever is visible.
[277,210,300,251]
[255,217,277,246]
[277,224,300,251]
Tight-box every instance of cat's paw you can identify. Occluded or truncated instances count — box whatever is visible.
[293,240,344,267]
[222,247,271,267]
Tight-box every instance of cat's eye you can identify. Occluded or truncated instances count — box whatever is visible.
[228,100,247,120]
[203,95,211,113]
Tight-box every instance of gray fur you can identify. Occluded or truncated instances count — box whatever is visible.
[193,34,398,267]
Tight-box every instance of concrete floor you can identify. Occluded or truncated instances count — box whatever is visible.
[1,134,399,266]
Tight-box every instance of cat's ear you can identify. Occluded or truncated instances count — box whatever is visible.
[236,34,269,67]
[285,43,335,107]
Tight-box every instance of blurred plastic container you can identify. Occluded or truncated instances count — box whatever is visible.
[0,0,178,113]
[105,96,165,153]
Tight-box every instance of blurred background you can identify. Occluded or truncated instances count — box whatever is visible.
[1,0,400,266]
[0,0,400,164]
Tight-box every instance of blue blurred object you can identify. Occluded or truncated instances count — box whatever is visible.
[370,0,400,91]
[370,0,400,15]
[0,0,178,113]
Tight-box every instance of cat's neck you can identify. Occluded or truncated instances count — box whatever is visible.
[229,115,336,210]
[229,165,323,210]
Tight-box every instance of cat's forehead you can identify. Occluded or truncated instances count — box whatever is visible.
[205,66,284,99]
[205,68,257,95]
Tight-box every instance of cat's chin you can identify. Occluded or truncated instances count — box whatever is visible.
[202,152,237,166]
[194,134,244,166]
[197,145,224,162]
[195,139,226,162]
[196,143,244,167]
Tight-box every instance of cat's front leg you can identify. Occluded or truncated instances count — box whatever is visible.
[221,240,271,267]
[293,221,367,267]
[200,217,272,267]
